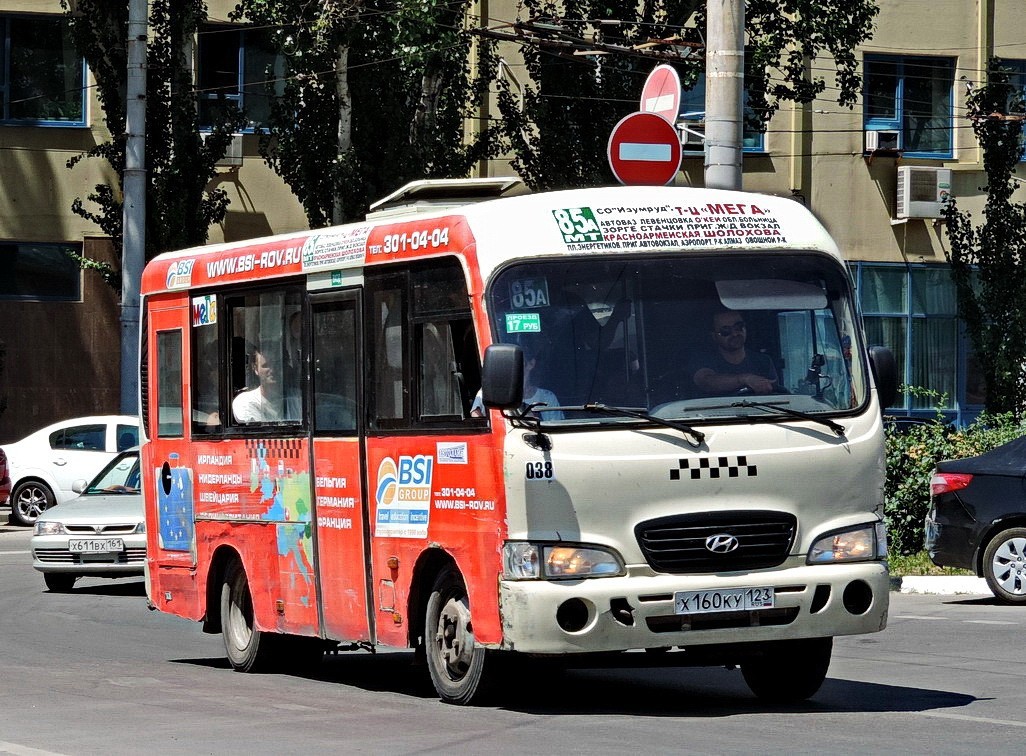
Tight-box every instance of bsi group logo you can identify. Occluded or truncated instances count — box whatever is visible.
[166,259,195,289]
[375,454,435,539]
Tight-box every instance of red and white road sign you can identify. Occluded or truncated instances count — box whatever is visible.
[607,111,682,186]
[640,64,681,124]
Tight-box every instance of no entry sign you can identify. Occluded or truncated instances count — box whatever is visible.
[640,64,681,124]
[607,111,682,186]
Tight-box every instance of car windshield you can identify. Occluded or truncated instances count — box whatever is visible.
[486,252,868,425]
[85,451,141,495]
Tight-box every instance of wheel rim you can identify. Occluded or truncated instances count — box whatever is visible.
[433,595,475,681]
[226,572,254,650]
[991,537,1026,595]
[15,485,47,521]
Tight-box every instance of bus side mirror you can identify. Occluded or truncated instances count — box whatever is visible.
[481,344,524,409]
[869,346,897,410]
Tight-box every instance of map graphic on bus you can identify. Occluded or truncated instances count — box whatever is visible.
[157,455,194,551]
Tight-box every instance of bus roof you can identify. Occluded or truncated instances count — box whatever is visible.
[141,185,840,296]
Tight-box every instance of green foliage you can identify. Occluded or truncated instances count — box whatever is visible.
[944,58,1026,416]
[884,390,1026,555]
[233,0,498,227]
[61,0,246,288]
[496,0,879,190]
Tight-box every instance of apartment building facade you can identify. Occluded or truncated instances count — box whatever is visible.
[0,0,1016,440]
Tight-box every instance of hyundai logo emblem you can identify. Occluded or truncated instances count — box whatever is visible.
[705,533,740,553]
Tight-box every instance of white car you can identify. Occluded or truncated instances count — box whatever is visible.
[31,449,144,592]
[3,415,139,526]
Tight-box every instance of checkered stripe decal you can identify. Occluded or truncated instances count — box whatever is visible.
[244,438,303,459]
[670,456,758,480]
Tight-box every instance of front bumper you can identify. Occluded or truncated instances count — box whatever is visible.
[498,559,888,654]
[31,534,146,577]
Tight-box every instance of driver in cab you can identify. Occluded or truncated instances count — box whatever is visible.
[689,309,779,397]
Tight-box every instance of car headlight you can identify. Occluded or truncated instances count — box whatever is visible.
[502,542,624,580]
[134,521,146,535]
[34,521,67,536]
[807,521,887,564]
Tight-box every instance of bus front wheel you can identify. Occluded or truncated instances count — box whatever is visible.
[425,568,488,705]
[740,637,832,702]
[221,560,275,673]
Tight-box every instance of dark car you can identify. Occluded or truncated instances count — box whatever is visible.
[926,436,1026,604]
[0,446,10,505]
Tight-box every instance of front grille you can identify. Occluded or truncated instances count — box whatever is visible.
[34,547,146,565]
[635,511,796,573]
[65,523,137,535]
[646,607,799,632]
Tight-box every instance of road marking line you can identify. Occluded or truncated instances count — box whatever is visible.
[0,551,31,555]
[0,740,70,756]
[964,620,1017,625]
[893,614,945,620]
[918,711,1026,729]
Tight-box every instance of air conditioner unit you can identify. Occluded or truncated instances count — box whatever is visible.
[678,122,705,150]
[896,166,952,219]
[865,129,901,153]
[201,132,244,168]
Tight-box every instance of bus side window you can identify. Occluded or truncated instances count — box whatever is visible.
[411,260,481,425]
[156,329,184,437]
[418,317,480,420]
[367,280,408,429]
[192,310,222,434]
[312,300,358,433]
[225,288,304,426]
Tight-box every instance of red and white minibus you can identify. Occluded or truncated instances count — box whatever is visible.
[140,179,895,704]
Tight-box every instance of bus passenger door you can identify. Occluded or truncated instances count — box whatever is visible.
[309,292,372,643]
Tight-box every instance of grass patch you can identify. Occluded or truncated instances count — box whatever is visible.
[889,550,974,577]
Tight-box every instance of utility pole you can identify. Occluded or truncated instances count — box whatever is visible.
[704,0,744,190]
[122,0,147,415]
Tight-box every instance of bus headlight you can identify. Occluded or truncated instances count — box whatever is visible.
[502,542,624,580]
[807,522,887,564]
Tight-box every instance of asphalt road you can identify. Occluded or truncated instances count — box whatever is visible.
[2,524,1026,754]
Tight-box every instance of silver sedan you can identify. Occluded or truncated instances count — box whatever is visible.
[31,450,145,592]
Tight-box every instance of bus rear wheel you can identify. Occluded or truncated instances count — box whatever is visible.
[221,560,276,672]
[425,568,488,705]
[740,637,832,702]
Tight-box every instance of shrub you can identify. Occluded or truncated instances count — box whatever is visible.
[884,400,1026,555]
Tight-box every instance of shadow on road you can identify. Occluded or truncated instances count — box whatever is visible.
[53,578,148,597]
[172,648,976,716]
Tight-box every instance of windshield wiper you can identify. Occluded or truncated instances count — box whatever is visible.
[731,399,846,437]
[580,403,705,446]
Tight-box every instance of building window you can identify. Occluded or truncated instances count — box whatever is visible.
[850,262,979,424]
[1,15,85,125]
[0,243,81,301]
[864,55,954,158]
[197,25,283,131]
[678,78,766,153]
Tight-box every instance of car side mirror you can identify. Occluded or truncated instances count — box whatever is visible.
[71,479,88,494]
[481,344,524,409]
[869,346,898,410]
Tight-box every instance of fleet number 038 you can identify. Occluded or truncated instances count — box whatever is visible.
[383,227,449,253]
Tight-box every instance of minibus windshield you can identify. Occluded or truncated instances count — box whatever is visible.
[487,252,867,426]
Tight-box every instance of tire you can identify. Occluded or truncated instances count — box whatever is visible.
[220,560,276,672]
[11,480,55,527]
[740,637,832,702]
[425,567,489,705]
[43,573,76,592]
[983,527,1026,605]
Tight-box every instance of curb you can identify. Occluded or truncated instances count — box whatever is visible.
[889,575,990,595]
